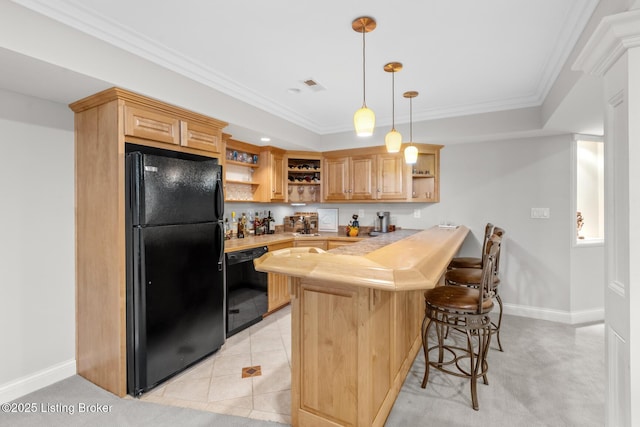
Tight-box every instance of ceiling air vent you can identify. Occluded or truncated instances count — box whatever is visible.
[302,78,326,92]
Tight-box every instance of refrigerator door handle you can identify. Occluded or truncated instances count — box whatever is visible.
[218,223,224,272]
[214,172,224,220]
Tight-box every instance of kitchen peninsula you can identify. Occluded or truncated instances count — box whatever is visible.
[254,225,469,427]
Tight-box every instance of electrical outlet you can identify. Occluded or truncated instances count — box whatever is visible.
[531,207,550,219]
[358,209,365,218]
[413,209,421,219]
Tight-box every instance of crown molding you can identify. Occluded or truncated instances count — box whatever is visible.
[573,8,640,76]
[12,0,603,136]
[11,0,326,133]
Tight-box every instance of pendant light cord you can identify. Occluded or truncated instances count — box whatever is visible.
[391,71,396,130]
[362,29,367,107]
[409,96,413,141]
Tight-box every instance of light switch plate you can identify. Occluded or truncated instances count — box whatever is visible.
[531,207,550,219]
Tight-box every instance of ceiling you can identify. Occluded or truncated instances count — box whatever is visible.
[2,0,601,147]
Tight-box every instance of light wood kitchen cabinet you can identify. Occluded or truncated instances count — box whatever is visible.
[407,144,442,203]
[181,120,222,153]
[266,241,293,313]
[124,105,180,146]
[376,152,405,200]
[223,138,261,202]
[351,155,376,199]
[70,87,227,398]
[323,154,375,201]
[323,156,350,201]
[254,147,285,202]
[323,148,405,201]
[324,144,441,203]
[286,151,322,203]
[124,103,223,154]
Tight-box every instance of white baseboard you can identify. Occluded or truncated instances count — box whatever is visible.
[0,359,76,404]
[570,308,605,324]
[504,303,604,325]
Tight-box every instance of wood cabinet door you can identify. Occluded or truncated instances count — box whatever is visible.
[267,272,290,312]
[266,241,292,313]
[180,121,221,153]
[376,153,405,200]
[270,152,285,201]
[124,105,180,145]
[323,157,350,201]
[350,155,375,200]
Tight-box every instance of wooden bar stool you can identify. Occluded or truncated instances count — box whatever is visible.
[445,227,505,351]
[421,235,501,410]
[448,222,493,269]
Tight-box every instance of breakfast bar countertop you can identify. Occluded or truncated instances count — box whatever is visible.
[254,225,469,291]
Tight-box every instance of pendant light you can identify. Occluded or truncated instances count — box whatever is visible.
[384,62,403,153]
[403,91,419,164]
[352,17,376,137]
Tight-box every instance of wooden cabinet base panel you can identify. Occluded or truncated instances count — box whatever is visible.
[290,278,424,427]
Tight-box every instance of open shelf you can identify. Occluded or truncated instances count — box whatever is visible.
[226,179,260,186]
[288,167,321,172]
[227,159,259,168]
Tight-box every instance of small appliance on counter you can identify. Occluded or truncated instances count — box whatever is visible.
[284,212,318,234]
[376,211,391,233]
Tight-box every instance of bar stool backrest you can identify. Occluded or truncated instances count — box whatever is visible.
[479,234,501,314]
[479,223,494,267]
[491,227,505,278]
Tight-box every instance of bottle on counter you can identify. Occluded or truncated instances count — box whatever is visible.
[267,211,276,234]
[254,211,262,236]
[238,212,246,238]
[231,211,237,238]
[247,212,254,235]
[262,211,268,234]
[224,218,232,240]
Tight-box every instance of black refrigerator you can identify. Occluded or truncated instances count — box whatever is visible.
[125,150,225,397]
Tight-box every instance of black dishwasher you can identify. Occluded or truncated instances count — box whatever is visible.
[225,246,268,337]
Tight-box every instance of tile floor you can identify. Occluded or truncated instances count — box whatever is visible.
[141,305,293,425]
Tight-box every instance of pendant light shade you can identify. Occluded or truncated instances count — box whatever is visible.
[404,144,418,164]
[352,17,376,137]
[384,62,403,153]
[403,91,419,164]
[385,129,403,153]
[354,106,375,137]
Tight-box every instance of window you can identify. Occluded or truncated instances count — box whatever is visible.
[574,135,604,244]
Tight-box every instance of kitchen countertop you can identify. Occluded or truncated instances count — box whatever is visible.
[254,225,469,291]
[223,231,369,253]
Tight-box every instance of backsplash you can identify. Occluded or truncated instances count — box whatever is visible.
[223,202,448,233]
